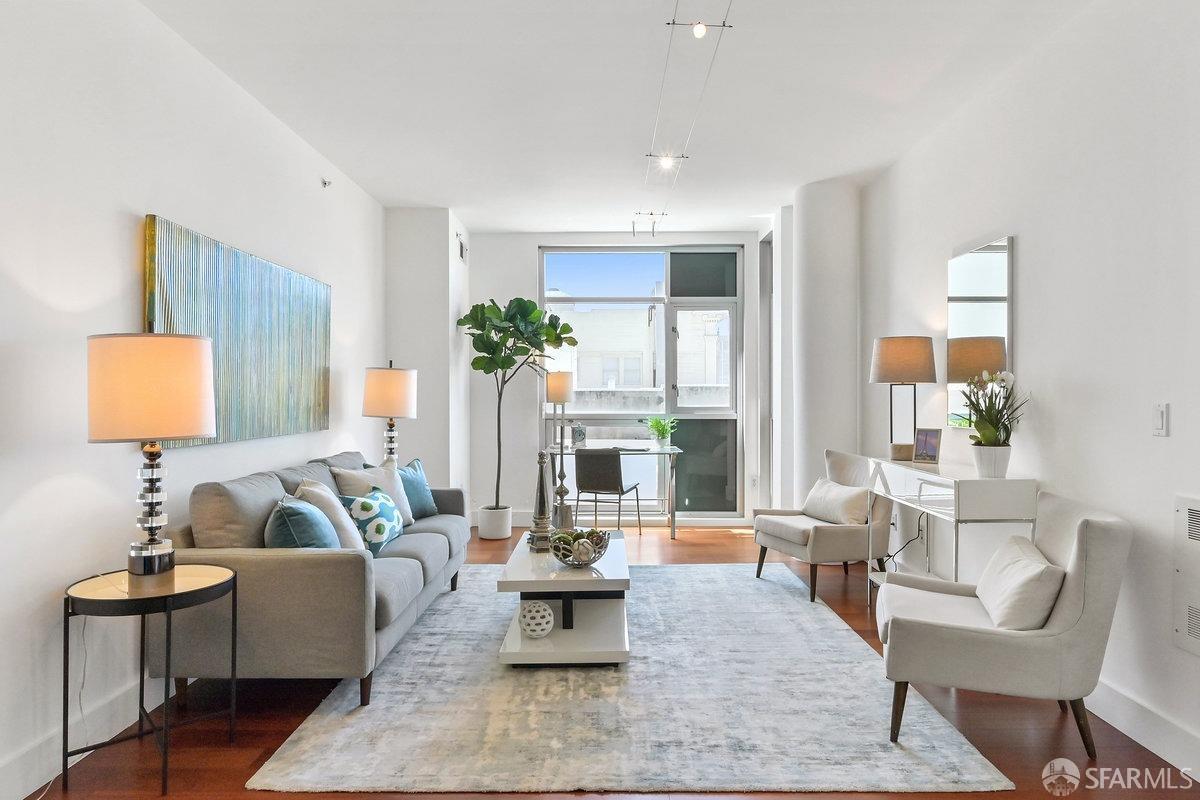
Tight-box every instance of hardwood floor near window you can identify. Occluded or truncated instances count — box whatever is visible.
[31,527,1185,800]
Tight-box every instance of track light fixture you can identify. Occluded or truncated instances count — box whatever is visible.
[646,153,688,171]
[693,22,707,38]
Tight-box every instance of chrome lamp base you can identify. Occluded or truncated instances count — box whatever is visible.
[130,440,175,577]
[129,539,176,575]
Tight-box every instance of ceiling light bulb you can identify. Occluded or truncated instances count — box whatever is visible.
[658,156,675,170]
[692,22,707,38]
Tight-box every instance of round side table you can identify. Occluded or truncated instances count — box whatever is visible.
[63,564,236,794]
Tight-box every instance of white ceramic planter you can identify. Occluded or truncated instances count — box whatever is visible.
[655,435,671,449]
[477,505,513,539]
[972,445,1012,479]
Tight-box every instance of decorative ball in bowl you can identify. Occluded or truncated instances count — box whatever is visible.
[550,529,611,568]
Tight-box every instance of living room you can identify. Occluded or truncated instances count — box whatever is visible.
[2,1,1198,799]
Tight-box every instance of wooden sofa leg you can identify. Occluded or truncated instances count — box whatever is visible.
[1069,698,1097,759]
[174,678,188,709]
[808,563,818,602]
[360,673,373,706]
[755,546,767,578]
[451,571,459,591]
[890,681,909,742]
[1058,699,1069,712]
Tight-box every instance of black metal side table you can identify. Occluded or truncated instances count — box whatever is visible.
[63,564,236,794]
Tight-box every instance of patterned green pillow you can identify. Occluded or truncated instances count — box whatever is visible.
[337,487,402,556]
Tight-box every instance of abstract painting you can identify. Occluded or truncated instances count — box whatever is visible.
[144,215,330,447]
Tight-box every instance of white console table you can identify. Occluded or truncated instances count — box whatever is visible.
[865,458,1037,603]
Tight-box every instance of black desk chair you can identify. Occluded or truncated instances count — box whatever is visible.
[574,448,643,535]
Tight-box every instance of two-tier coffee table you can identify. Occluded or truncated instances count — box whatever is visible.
[497,531,630,666]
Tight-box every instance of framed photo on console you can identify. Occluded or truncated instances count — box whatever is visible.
[913,428,942,464]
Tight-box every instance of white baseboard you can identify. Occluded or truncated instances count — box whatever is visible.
[1088,679,1200,771]
[468,509,751,529]
[0,675,169,800]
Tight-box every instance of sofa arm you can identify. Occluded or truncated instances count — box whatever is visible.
[752,507,806,518]
[883,571,978,597]
[432,488,465,517]
[148,547,374,680]
[884,616,1072,699]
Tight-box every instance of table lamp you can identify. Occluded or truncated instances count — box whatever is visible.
[88,333,216,576]
[869,336,936,450]
[362,362,417,462]
[947,336,1007,383]
[545,371,575,530]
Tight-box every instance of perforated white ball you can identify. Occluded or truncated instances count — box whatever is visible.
[518,600,555,639]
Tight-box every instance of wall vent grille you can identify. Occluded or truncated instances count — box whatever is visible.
[1189,508,1200,542]
[1175,496,1200,657]
[1189,605,1200,641]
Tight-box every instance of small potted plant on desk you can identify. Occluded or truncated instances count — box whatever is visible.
[647,415,677,449]
[962,370,1028,478]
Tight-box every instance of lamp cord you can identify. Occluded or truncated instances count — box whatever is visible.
[885,511,926,568]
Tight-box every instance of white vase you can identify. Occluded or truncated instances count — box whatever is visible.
[655,435,671,449]
[972,445,1012,479]
[477,506,513,539]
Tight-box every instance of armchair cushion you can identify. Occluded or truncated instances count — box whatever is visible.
[877,582,994,644]
[754,513,819,546]
[976,535,1066,630]
[801,477,868,524]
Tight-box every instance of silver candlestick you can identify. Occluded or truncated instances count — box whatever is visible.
[529,451,554,551]
[552,403,574,530]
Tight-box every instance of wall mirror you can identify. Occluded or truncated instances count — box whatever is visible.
[946,236,1012,426]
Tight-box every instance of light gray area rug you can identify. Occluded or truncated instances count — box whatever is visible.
[247,563,1013,793]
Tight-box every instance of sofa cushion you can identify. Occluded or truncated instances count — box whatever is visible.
[405,513,470,557]
[976,536,1066,630]
[273,462,337,494]
[754,514,820,547]
[264,498,341,549]
[309,451,371,471]
[372,557,424,630]
[877,582,994,643]
[332,466,415,527]
[295,479,365,550]
[378,532,449,581]
[191,472,286,548]
[801,477,868,525]
[339,488,403,556]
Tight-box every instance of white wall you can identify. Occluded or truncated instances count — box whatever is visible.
[383,208,471,496]
[467,232,761,522]
[859,0,1200,769]
[0,2,385,796]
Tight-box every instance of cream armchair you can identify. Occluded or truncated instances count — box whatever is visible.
[879,492,1132,759]
[753,449,892,601]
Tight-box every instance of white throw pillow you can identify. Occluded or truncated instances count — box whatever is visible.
[331,465,415,526]
[294,479,365,550]
[800,477,869,525]
[976,536,1066,630]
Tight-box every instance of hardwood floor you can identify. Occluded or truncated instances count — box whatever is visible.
[31,527,1190,800]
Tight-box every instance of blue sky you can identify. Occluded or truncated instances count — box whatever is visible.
[545,251,664,297]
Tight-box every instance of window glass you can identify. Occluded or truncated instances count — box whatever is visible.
[676,308,732,407]
[948,250,1007,297]
[669,252,737,297]
[674,418,737,512]
[545,251,665,298]
[545,301,665,414]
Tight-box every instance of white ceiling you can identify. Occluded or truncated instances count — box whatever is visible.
[142,0,1087,232]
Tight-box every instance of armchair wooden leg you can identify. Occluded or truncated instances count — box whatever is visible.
[842,561,849,575]
[890,681,909,742]
[808,563,818,602]
[450,571,459,592]
[876,558,887,573]
[1058,699,1068,712]
[756,546,767,578]
[173,678,188,709]
[1069,698,1097,759]
[360,672,373,706]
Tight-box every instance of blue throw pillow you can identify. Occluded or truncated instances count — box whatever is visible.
[264,497,341,549]
[396,458,439,520]
[338,487,402,556]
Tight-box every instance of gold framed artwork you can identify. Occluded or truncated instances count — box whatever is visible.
[144,215,331,447]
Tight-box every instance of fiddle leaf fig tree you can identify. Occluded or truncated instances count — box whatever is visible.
[457,298,577,509]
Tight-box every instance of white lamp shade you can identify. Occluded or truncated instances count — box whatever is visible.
[87,333,216,443]
[947,336,1007,383]
[546,371,575,404]
[869,336,937,384]
[363,367,418,418]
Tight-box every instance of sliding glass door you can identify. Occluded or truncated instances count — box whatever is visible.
[541,247,742,516]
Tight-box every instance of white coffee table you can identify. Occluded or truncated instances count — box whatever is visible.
[497,531,630,666]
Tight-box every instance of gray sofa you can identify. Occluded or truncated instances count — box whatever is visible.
[148,450,469,705]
